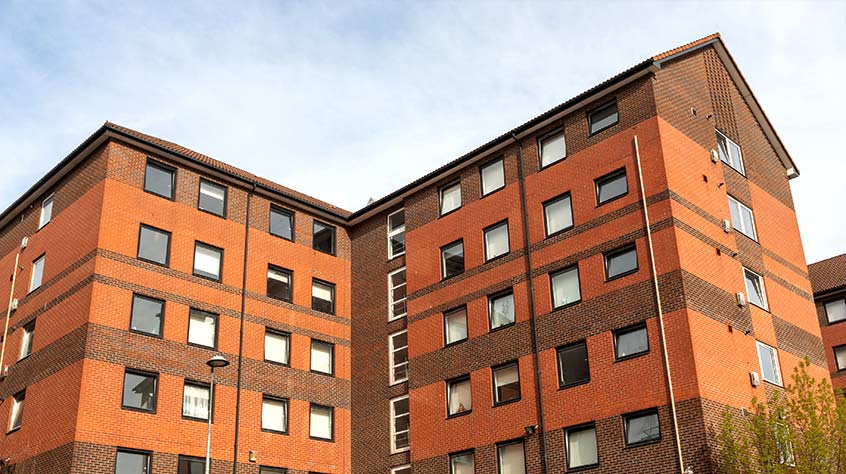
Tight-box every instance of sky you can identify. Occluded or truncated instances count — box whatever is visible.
[0,0,844,263]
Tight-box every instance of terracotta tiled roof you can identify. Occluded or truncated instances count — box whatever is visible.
[808,253,846,295]
[652,33,721,61]
[105,122,351,218]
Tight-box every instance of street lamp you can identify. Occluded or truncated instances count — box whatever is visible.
[205,355,229,474]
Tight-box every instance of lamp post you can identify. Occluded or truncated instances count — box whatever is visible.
[205,355,229,474]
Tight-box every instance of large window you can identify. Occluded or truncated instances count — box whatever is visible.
[493,362,520,405]
[193,242,223,281]
[29,254,45,291]
[387,209,406,259]
[187,308,217,349]
[182,381,210,421]
[450,452,475,474]
[441,240,465,279]
[270,206,294,241]
[19,321,34,360]
[543,193,573,236]
[177,456,205,474]
[388,268,407,320]
[481,158,505,195]
[604,244,638,280]
[447,376,472,416]
[489,290,515,330]
[757,341,783,386]
[614,324,649,360]
[826,298,846,324]
[262,396,288,434]
[444,307,468,345]
[588,100,619,135]
[8,390,24,432]
[743,268,768,310]
[539,129,566,168]
[716,129,745,174]
[137,225,170,266]
[624,410,661,446]
[130,294,164,337]
[198,179,227,217]
[497,440,526,474]
[566,424,598,469]
[144,160,175,199]
[309,404,334,440]
[312,279,335,314]
[390,395,410,453]
[835,345,846,372]
[267,266,293,302]
[122,370,157,412]
[389,330,408,385]
[728,195,758,241]
[265,330,290,365]
[484,221,510,261]
[39,194,54,229]
[440,181,462,216]
[313,221,336,255]
[595,168,628,205]
[550,266,580,310]
[557,341,590,388]
[311,340,334,375]
[115,449,151,474]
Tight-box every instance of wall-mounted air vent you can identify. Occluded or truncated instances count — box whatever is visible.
[736,292,747,307]
[710,149,719,163]
[722,219,732,233]
[20,237,28,250]
[9,299,18,312]
[749,371,760,387]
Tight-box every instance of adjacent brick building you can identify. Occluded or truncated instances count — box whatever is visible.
[809,253,846,392]
[0,33,826,474]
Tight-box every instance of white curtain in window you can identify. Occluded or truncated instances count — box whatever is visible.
[617,328,647,358]
[39,196,53,227]
[837,347,846,371]
[552,267,580,307]
[267,268,290,285]
[481,160,505,194]
[30,257,44,290]
[183,384,209,419]
[265,332,289,364]
[545,197,572,234]
[194,246,220,278]
[441,185,461,213]
[312,283,332,302]
[452,454,474,474]
[200,183,225,201]
[310,406,332,439]
[827,300,846,323]
[541,132,566,167]
[491,294,515,328]
[262,398,287,432]
[311,342,332,373]
[188,311,215,347]
[568,427,598,467]
[448,380,471,414]
[485,224,509,259]
[498,442,526,474]
[446,310,467,344]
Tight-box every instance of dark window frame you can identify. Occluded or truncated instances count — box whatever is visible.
[264,328,291,367]
[261,394,290,435]
[121,369,159,414]
[309,403,335,442]
[492,360,521,406]
[538,127,567,169]
[310,339,335,376]
[483,219,510,263]
[259,467,287,474]
[28,252,46,294]
[115,448,153,474]
[446,374,473,418]
[439,180,463,217]
[622,408,662,447]
[825,297,846,325]
[136,224,171,267]
[440,239,465,280]
[269,205,295,242]
[488,288,516,332]
[449,450,475,474]
[835,345,846,372]
[542,191,574,238]
[177,455,206,474]
[7,389,25,433]
[192,241,224,282]
[496,439,527,474]
[143,158,177,200]
[595,168,628,206]
[604,244,638,281]
[129,293,165,338]
[18,319,35,360]
[613,323,650,361]
[564,422,599,470]
[387,208,406,260]
[549,265,582,311]
[557,340,591,389]
[587,99,620,136]
[197,178,228,218]
[311,278,336,315]
[312,220,337,255]
[479,156,506,197]
[443,305,469,347]
[181,380,214,423]
[186,308,219,350]
[267,264,294,303]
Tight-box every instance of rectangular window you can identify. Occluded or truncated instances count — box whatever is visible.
[605,244,638,280]
[716,129,745,174]
[539,129,566,168]
[122,370,158,412]
[182,381,210,421]
[390,395,410,453]
[29,254,45,291]
[566,424,598,469]
[441,240,465,279]
[19,321,34,360]
[313,221,336,255]
[835,345,846,371]
[391,466,411,474]
[387,209,406,259]
[588,100,619,135]
[8,390,24,432]
[595,168,628,205]
[484,221,510,261]
[444,307,468,345]
[543,193,573,236]
[557,341,590,388]
[757,341,783,386]
[39,194,54,229]
[826,299,846,324]
[389,330,408,385]
[614,324,649,360]
[388,268,407,320]
[270,206,294,241]
[311,279,335,314]
[265,330,290,365]
[497,441,526,474]
[310,340,334,375]
[743,268,768,310]
[260,468,286,474]
[187,309,217,349]
[144,160,175,199]
[309,404,334,440]
[193,242,223,281]
[489,290,515,330]
[450,452,475,474]
[130,294,164,337]
[728,195,758,241]
[267,266,293,302]
[198,179,227,217]
[137,225,170,266]
[440,182,462,215]
[447,376,472,416]
[262,396,288,434]
[550,265,581,310]
[481,158,506,195]
[177,456,205,474]
[493,362,520,405]
[115,449,151,474]
[624,410,661,446]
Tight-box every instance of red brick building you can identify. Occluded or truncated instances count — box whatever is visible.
[809,254,846,392]
[0,34,826,474]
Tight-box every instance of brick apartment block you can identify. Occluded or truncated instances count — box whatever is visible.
[0,33,826,474]
[809,254,846,392]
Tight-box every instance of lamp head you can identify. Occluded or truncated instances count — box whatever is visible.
[206,355,230,369]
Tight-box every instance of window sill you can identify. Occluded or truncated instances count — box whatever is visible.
[749,301,769,312]
[480,185,506,199]
[121,406,157,415]
[544,225,575,241]
[187,342,217,351]
[16,354,31,363]
[444,338,468,348]
[438,207,462,219]
[484,252,511,265]
[733,229,759,244]
[539,155,567,171]
[552,299,582,313]
[441,271,464,282]
[262,428,289,435]
[198,207,226,219]
[6,426,21,435]
[489,321,516,333]
[137,257,170,268]
[446,410,472,420]
[559,379,591,391]
[588,120,619,138]
[269,232,295,243]
[192,273,222,283]
[182,415,212,423]
[310,370,335,377]
[624,438,662,449]
[389,379,408,387]
[596,191,629,208]
[566,463,600,472]
[614,350,650,363]
[605,267,639,282]
[493,397,521,408]
[388,251,406,262]
[309,436,335,443]
[143,189,176,201]
[129,329,163,339]
[264,359,291,368]
[390,447,411,455]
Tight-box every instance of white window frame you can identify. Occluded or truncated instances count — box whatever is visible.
[390,395,410,454]
[387,209,406,259]
[39,194,54,229]
[391,466,411,474]
[389,330,408,385]
[743,267,768,310]
[756,341,783,386]
[388,267,407,321]
[29,255,45,292]
[728,195,758,241]
[716,129,745,175]
[9,390,25,432]
[19,322,34,360]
